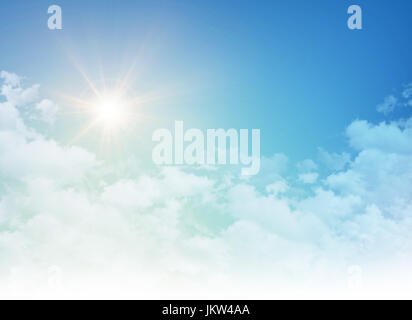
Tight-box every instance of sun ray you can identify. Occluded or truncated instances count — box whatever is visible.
[48,46,175,153]
[77,68,102,99]
[67,118,100,145]
[54,92,94,108]
[43,36,167,154]
[116,59,138,97]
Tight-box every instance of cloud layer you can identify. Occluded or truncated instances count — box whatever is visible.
[1,72,412,298]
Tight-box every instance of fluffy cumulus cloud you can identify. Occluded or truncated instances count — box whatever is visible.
[1,72,412,298]
[318,148,351,171]
[0,71,21,87]
[297,159,318,184]
[346,119,412,154]
[35,99,59,124]
[298,172,319,184]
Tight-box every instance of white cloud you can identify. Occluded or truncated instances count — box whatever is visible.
[376,95,398,115]
[0,133,96,183]
[0,102,30,136]
[318,148,351,171]
[296,159,319,184]
[297,159,318,173]
[248,153,289,187]
[298,172,319,184]
[0,71,21,87]
[403,83,412,99]
[1,72,412,298]
[261,153,289,174]
[1,83,40,107]
[346,119,412,154]
[266,180,288,196]
[403,84,412,107]
[298,188,363,225]
[35,99,59,124]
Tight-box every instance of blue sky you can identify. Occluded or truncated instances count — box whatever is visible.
[1,1,412,298]
[2,0,412,161]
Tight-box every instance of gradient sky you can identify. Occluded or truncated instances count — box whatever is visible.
[2,1,412,299]
[2,0,412,163]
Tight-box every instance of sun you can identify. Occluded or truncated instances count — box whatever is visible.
[62,61,167,147]
[93,94,127,128]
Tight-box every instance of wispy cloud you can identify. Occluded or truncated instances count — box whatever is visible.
[376,95,398,115]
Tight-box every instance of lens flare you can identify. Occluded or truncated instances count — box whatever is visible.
[94,94,127,128]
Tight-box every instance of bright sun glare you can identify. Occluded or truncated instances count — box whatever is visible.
[64,63,163,146]
[94,94,127,128]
